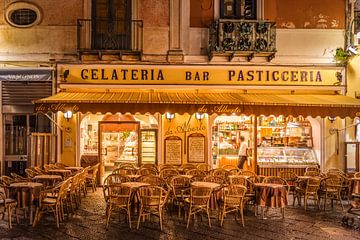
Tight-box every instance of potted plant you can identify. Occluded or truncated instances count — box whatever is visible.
[333,47,351,66]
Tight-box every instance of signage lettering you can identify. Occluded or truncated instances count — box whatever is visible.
[63,65,340,86]
[35,103,79,113]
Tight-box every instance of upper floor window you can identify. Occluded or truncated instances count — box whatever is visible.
[5,2,42,28]
[220,0,257,19]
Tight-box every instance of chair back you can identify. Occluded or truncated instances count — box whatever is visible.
[197,163,211,172]
[190,175,205,182]
[138,185,168,207]
[170,176,191,196]
[186,169,206,177]
[181,164,197,173]
[223,184,247,205]
[241,171,256,177]
[104,174,130,185]
[354,172,360,178]
[108,184,132,206]
[221,164,236,170]
[137,167,158,176]
[306,177,321,194]
[159,168,179,179]
[25,168,37,178]
[140,175,168,189]
[305,166,320,173]
[304,171,320,177]
[0,176,15,186]
[324,175,343,191]
[228,175,247,186]
[117,162,136,168]
[203,175,225,184]
[210,168,228,178]
[189,186,212,207]
[228,168,241,175]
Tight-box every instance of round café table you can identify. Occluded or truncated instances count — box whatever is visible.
[253,183,288,219]
[33,175,62,187]
[9,182,43,225]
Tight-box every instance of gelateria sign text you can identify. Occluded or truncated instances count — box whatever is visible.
[59,64,342,86]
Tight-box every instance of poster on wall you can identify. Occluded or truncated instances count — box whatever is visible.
[187,133,205,163]
[165,136,182,165]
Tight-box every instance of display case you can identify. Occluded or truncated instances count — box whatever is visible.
[141,130,157,164]
[257,147,318,176]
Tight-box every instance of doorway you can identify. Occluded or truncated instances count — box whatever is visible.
[345,142,360,172]
[98,121,140,183]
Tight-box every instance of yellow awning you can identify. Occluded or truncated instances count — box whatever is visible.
[34,89,360,118]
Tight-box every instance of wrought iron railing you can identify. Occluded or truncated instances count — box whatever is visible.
[77,19,143,52]
[209,19,276,60]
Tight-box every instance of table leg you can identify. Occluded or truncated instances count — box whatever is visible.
[29,191,34,225]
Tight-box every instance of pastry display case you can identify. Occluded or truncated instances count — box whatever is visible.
[257,147,318,176]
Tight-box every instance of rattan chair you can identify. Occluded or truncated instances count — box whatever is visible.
[304,171,320,177]
[136,185,169,231]
[103,174,131,205]
[159,168,179,180]
[137,167,158,176]
[181,164,197,173]
[105,184,132,229]
[0,176,15,186]
[33,179,71,228]
[228,175,247,186]
[218,184,247,227]
[190,175,205,182]
[0,184,19,228]
[221,164,236,170]
[170,176,191,219]
[197,163,211,172]
[139,175,168,190]
[186,169,206,177]
[354,172,360,178]
[10,173,29,182]
[113,166,137,175]
[210,168,229,179]
[25,168,37,178]
[293,177,321,210]
[86,163,100,192]
[185,186,212,228]
[319,175,344,211]
[278,171,297,194]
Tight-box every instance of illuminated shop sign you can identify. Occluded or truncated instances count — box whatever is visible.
[59,64,342,86]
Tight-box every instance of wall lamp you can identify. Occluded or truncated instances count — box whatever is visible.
[328,116,337,123]
[165,112,175,121]
[64,110,73,121]
[195,112,206,121]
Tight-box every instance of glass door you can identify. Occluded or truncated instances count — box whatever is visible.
[98,121,140,183]
[140,129,157,165]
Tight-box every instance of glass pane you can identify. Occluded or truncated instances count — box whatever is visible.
[141,130,157,164]
[29,114,51,133]
[4,115,27,155]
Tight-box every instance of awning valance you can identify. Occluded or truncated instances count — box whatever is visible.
[33,89,360,118]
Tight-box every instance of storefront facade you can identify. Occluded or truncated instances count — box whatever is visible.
[34,63,360,181]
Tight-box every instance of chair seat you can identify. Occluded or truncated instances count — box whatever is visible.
[42,198,57,204]
[0,198,17,205]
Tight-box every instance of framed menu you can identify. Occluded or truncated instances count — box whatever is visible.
[165,136,182,165]
[187,133,205,163]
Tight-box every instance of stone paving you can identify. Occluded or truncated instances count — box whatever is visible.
[0,189,359,240]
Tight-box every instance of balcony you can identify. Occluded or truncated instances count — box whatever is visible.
[77,19,143,59]
[208,19,276,61]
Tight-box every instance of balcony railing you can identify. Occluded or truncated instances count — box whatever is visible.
[209,19,276,61]
[77,19,143,53]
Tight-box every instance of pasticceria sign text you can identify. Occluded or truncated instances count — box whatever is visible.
[59,64,342,86]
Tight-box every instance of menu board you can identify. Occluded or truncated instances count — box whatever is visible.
[165,136,182,165]
[188,133,205,163]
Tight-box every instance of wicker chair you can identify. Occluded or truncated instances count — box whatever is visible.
[354,172,360,178]
[190,175,205,182]
[218,184,247,227]
[221,164,236,170]
[294,177,321,210]
[0,184,19,228]
[25,168,37,178]
[319,175,344,211]
[10,173,29,182]
[159,168,179,180]
[103,174,131,206]
[186,169,206,177]
[228,168,241,175]
[113,166,137,175]
[181,164,197,173]
[136,186,169,231]
[228,175,247,186]
[210,168,229,179]
[170,176,191,219]
[241,170,257,178]
[105,184,132,229]
[139,175,168,190]
[137,167,158,176]
[197,163,211,172]
[305,166,320,173]
[278,171,297,194]
[304,171,320,177]
[33,179,71,228]
[86,163,100,192]
[0,176,15,186]
[185,186,212,228]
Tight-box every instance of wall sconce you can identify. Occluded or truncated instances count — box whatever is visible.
[328,116,337,123]
[165,112,175,121]
[195,112,205,121]
[64,110,73,121]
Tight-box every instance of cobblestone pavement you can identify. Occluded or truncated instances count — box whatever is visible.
[0,189,359,240]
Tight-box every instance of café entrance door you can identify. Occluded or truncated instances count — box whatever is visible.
[345,142,360,172]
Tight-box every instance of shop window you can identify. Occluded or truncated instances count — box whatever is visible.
[190,0,214,27]
[220,0,257,19]
[5,2,42,28]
